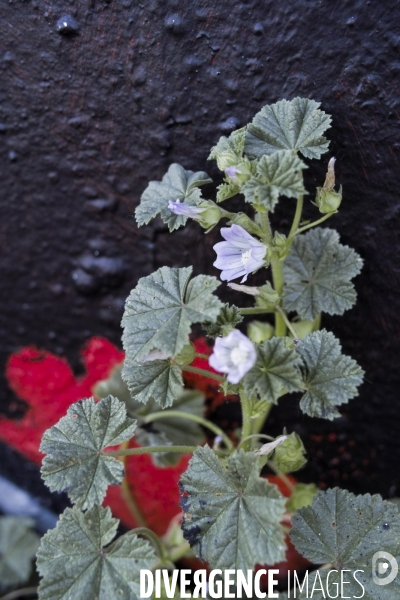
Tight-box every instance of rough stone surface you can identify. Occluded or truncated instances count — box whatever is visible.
[0,1,400,498]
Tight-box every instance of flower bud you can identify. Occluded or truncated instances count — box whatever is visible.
[286,483,318,512]
[247,320,274,343]
[315,157,342,213]
[271,432,307,474]
[224,158,254,185]
[174,342,195,366]
[255,282,280,310]
[197,200,225,231]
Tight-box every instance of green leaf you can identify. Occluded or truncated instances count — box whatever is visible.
[245,97,331,160]
[122,266,222,362]
[296,329,364,420]
[203,303,243,338]
[208,127,246,170]
[122,356,184,409]
[216,180,241,202]
[135,163,212,231]
[0,517,39,587]
[40,396,137,509]
[243,337,303,404]
[282,228,363,320]
[289,488,400,599]
[180,446,286,571]
[242,150,307,212]
[95,367,205,466]
[37,505,157,600]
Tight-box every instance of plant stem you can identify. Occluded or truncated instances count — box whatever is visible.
[295,212,334,236]
[144,411,234,451]
[239,391,253,451]
[0,589,37,600]
[181,364,225,383]
[258,211,286,337]
[106,445,197,457]
[239,307,272,315]
[313,313,322,331]
[134,527,166,559]
[275,306,298,338]
[288,195,304,239]
[119,440,147,527]
[194,352,210,360]
[270,253,286,336]
[237,433,276,449]
[267,460,295,493]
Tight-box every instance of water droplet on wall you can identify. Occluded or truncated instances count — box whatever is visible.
[56,15,80,35]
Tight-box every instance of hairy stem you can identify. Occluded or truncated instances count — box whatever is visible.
[134,527,166,560]
[105,445,197,457]
[237,432,276,449]
[181,364,225,383]
[267,460,296,493]
[239,391,253,451]
[239,307,273,315]
[294,212,334,236]
[288,195,304,239]
[258,212,286,337]
[275,306,298,338]
[144,411,234,451]
[270,253,286,336]
[194,352,210,360]
[313,313,322,331]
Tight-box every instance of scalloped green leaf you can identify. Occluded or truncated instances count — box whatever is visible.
[40,396,137,509]
[242,150,307,211]
[135,163,212,231]
[243,337,303,404]
[122,356,184,409]
[0,517,39,587]
[283,228,363,320]
[37,505,157,600]
[245,97,331,160]
[202,303,243,338]
[289,488,400,599]
[122,266,222,362]
[208,127,246,170]
[296,330,364,419]
[180,446,286,571]
[95,367,205,466]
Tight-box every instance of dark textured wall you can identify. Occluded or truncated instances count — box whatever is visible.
[1,1,400,497]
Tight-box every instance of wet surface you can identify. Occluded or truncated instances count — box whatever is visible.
[0,0,400,500]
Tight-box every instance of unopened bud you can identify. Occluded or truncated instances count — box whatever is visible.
[315,157,342,214]
[271,432,307,474]
[247,320,274,343]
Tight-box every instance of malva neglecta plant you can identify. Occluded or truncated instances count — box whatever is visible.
[33,98,400,599]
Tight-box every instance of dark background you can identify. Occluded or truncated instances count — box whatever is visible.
[0,0,399,503]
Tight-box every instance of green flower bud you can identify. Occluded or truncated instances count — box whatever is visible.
[255,282,280,310]
[315,186,342,214]
[286,483,319,512]
[174,342,195,366]
[247,320,275,343]
[272,231,289,258]
[290,319,314,340]
[197,200,225,232]
[272,432,307,474]
[315,157,342,213]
